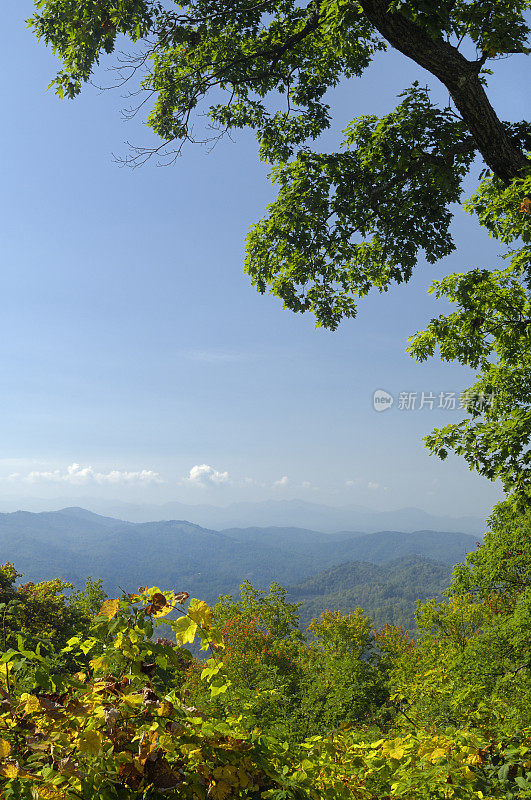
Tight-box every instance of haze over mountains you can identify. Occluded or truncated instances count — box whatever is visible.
[0,497,486,535]
[0,506,479,628]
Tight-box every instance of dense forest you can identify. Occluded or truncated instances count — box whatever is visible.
[0,507,471,625]
[291,555,451,630]
[1,497,531,798]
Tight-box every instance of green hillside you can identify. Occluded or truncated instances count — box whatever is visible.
[0,508,471,622]
[289,556,451,631]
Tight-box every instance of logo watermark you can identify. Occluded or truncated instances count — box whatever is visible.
[372,389,495,412]
[373,389,395,412]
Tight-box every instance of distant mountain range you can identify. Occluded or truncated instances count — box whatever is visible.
[0,507,476,628]
[222,526,476,569]
[0,497,486,534]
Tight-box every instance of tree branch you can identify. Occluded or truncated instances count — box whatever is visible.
[358,0,529,183]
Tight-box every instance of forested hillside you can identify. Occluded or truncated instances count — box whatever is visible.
[223,526,477,566]
[289,556,451,630]
[0,508,474,619]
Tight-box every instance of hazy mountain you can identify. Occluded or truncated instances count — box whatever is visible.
[221,526,366,554]
[0,497,486,534]
[0,509,317,600]
[223,526,477,568]
[0,508,477,611]
[92,499,486,534]
[289,556,451,631]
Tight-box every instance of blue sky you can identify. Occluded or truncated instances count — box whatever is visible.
[0,3,527,516]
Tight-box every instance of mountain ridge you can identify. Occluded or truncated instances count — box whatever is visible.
[0,507,477,604]
[0,497,485,534]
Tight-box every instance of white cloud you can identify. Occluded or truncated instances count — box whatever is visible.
[18,463,163,485]
[367,481,380,491]
[187,464,230,487]
[301,481,311,489]
[273,475,289,488]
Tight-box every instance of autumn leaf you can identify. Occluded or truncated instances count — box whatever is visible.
[519,196,531,213]
[427,747,448,761]
[188,599,213,630]
[145,751,182,790]
[465,752,484,765]
[0,764,18,779]
[418,737,451,762]
[35,787,69,800]
[170,615,198,645]
[77,729,103,755]
[98,599,119,619]
[158,701,174,717]
[0,738,11,758]
[152,592,168,609]
[142,687,160,707]
[25,695,41,714]
[388,746,405,759]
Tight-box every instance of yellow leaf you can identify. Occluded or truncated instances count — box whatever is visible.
[152,591,174,618]
[169,615,198,645]
[35,787,69,799]
[0,764,18,778]
[0,739,11,758]
[13,769,35,780]
[77,730,103,756]
[89,656,105,672]
[158,701,174,717]
[381,738,407,760]
[188,600,213,630]
[122,693,143,706]
[388,747,405,760]
[98,599,119,619]
[25,695,41,714]
[429,747,449,761]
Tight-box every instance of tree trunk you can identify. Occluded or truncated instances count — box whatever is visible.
[359,0,529,183]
